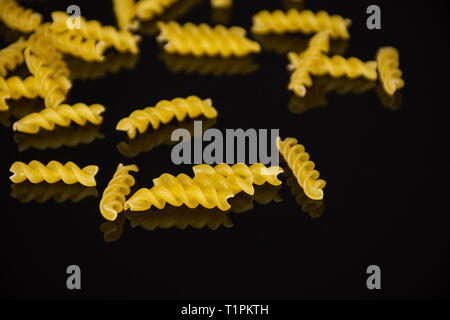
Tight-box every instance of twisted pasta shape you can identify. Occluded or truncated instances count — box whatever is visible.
[13,103,105,134]
[11,181,98,204]
[159,53,259,76]
[117,117,216,157]
[9,160,99,186]
[211,0,232,9]
[251,9,351,39]
[124,172,234,211]
[0,37,26,77]
[51,12,140,54]
[192,163,283,195]
[100,163,139,221]
[35,23,109,62]
[113,0,139,30]
[116,95,217,138]
[156,21,261,57]
[376,46,404,96]
[13,125,104,151]
[0,0,42,33]
[277,137,326,200]
[135,0,178,20]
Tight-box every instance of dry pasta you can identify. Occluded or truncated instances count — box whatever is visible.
[135,0,178,20]
[0,37,26,77]
[100,163,139,221]
[277,137,326,200]
[13,103,105,134]
[113,0,139,30]
[0,0,42,33]
[9,160,99,187]
[156,21,261,57]
[210,0,232,9]
[116,95,217,139]
[376,46,404,96]
[251,9,351,39]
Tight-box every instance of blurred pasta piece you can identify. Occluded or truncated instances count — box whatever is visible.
[0,0,42,33]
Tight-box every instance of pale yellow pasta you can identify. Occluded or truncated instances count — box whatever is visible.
[211,0,232,9]
[9,160,99,187]
[13,103,105,134]
[0,0,42,33]
[135,0,178,20]
[11,181,98,204]
[51,12,140,54]
[0,37,26,77]
[124,172,234,211]
[251,9,351,39]
[113,0,139,30]
[277,137,326,200]
[376,46,404,96]
[116,95,218,139]
[100,163,139,221]
[156,21,261,57]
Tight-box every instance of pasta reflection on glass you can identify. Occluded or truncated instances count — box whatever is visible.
[100,183,282,242]
[288,76,376,114]
[65,52,139,81]
[159,52,259,76]
[10,181,98,204]
[282,166,324,218]
[211,8,232,26]
[117,117,216,158]
[14,124,104,151]
[281,0,305,11]
[376,83,403,111]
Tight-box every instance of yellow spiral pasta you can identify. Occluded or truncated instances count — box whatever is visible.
[277,137,326,200]
[116,95,217,139]
[192,163,283,195]
[0,37,26,77]
[51,12,140,54]
[211,0,232,9]
[11,181,98,204]
[135,0,178,20]
[376,46,404,96]
[251,9,351,39]
[9,160,99,186]
[159,53,259,76]
[156,21,261,57]
[124,172,234,211]
[0,0,42,33]
[113,0,139,30]
[100,163,139,221]
[12,103,105,134]
[14,125,104,151]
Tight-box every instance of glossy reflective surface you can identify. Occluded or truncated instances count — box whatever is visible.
[1,0,446,299]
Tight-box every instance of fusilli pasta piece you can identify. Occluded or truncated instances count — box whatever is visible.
[113,0,139,30]
[9,160,99,186]
[124,172,234,211]
[116,95,217,139]
[100,163,139,221]
[156,21,261,57]
[251,9,351,39]
[51,12,140,54]
[376,46,404,96]
[13,103,105,133]
[0,0,42,33]
[135,0,178,20]
[0,37,26,77]
[277,137,325,200]
[211,0,232,9]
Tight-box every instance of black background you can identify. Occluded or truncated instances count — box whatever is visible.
[1,0,447,300]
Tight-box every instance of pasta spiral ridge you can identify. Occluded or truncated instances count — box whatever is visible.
[135,0,178,20]
[251,9,351,39]
[13,103,105,134]
[9,160,99,186]
[156,21,261,57]
[376,46,404,96]
[124,173,234,211]
[0,0,42,33]
[276,137,325,200]
[113,0,139,30]
[11,181,98,204]
[116,96,217,139]
[0,38,26,77]
[100,163,139,221]
[51,12,140,54]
